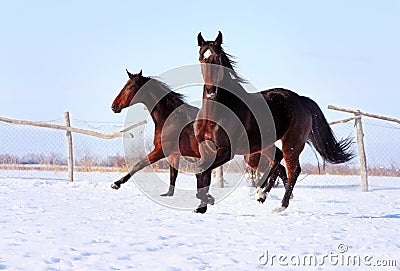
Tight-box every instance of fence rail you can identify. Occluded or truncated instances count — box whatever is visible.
[328,105,400,192]
[328,105,400,125]
[1,108,399,191]
[0,112,146,181]
[0,115,135,139]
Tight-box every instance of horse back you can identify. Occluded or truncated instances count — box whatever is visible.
[259,88,300,139]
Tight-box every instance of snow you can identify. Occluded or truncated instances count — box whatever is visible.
[0,170,399,270]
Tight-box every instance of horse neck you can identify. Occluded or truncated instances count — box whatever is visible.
[200,84,242,120]
[142,90,183,127]
[216,78,249,107]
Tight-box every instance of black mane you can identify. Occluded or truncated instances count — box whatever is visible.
[218,47,247,84]
[142,76,186,108]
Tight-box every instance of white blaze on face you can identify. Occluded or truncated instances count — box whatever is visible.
[203,49,212,59]
[206,93,215,98]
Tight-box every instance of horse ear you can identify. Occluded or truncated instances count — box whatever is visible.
[138,69,142,77]
[126,69,134,79]
[215,31,223,46]
[197,32,205,46]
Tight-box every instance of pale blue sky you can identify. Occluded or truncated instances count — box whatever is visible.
[0,0,399,125]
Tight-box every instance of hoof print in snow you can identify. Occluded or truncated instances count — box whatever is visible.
[273,206,287,213]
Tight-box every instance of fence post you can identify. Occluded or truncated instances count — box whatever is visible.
[64,111,74,182]
[354,113,368,191]
[215,166,224,188]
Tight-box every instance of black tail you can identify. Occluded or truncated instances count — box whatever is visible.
[303,97,355,164]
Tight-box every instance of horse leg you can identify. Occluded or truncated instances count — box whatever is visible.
[245,152,274,203]
[275,164,288,186]
[257,148,291,198]
[274,163,293,199]
[111,148,165,190]
[200,147,230,202]
[245,152,271,202]
[194,170,213,213]
[269,165,281,187]
[261,147,284,191]
[255,161,278,203]
[194,145,231,213]
[160,155,179,196]
[274,139,306,212]
[274,162,301,212]
[253,147,285,203]
[198,141,232,172]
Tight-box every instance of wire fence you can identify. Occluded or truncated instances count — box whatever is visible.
[0,118,126,171]
[0,114,399,179]
[298,118,400,176]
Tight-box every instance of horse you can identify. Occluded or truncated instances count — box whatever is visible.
[193,31,354,213]
[111,69,204,195]
[110,69,288,199]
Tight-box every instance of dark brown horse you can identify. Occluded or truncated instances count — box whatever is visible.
[110,70,287,198]
[111,69,205,194]
[194,32,354,213]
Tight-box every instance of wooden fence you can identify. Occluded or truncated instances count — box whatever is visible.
[328,105,400,192]
[0,113,227,186]
[0,112,145,182]
[1,107,399,191]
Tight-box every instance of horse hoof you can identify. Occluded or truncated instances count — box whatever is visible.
[258,198,266,204]
[194,205,207,214]
[111,183,120,190]
[255,187,267,203]
[272,206,287,213]
[160,192,174,197]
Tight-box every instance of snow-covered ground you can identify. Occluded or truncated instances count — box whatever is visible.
[0,170,399,270]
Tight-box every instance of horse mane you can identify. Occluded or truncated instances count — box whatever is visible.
[218,47,247,84]
[142,76,186,108]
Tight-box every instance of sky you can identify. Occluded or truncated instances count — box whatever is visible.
[0,0,399,125]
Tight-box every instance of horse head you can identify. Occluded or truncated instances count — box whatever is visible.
[112,69,145,113]
[197,31,226,96]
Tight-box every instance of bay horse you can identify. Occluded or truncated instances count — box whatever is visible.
[110,69,287,199]
[194,31,354,213]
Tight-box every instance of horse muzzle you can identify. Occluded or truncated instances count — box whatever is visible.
[111,104,122,113]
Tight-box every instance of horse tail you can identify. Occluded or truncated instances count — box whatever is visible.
[303,97,355,164]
